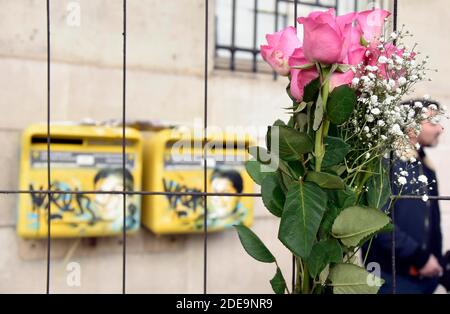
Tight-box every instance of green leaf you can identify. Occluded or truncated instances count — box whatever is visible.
[313,93,324,131]
[322,136,350,168]
[287,116,295,128]
[278,181,327,258]
[245,159,265,185]
[234,225,276,263]
[331,206,391,247]
[367,160,391,209]
[278,171,291,193]
[327,165,347,176]
[327,186,356,209]
[327,86,356,125]
[294,102,308,113]
[291,63,315,71]
[246,146,280,185]
[329,263,384,294]
[295,113,308,133]
[336,64,352,73]
[319,187,356,239]
[261,173,285,217]
[248,146,269,163]
[305,172,345,190]
[266,120,287,150]
[319,264,330,285]
[360,36,369,47]
[319,203,339,240]
[306,239,343,278]
[276,126,313,161]
[303,77,321,103]
[273,119,286,127]
[270,267,287,294]
[279,160,305,180]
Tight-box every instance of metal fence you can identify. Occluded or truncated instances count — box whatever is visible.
[1,0,447,294]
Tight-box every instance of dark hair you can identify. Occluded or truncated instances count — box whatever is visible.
[94,168,134,191]
[211,169,243,194]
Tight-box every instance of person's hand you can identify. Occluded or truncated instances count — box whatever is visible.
[419,254,443,277]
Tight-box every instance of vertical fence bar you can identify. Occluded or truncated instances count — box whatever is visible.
[291,0,298,293]
[203,0,209,295]
[252,0,258,73]
[391,0,398,295]
[273,0,279,80]
[230,0,236,71]
[294,0,297,29]
[122,0,127,294]
[45,0,51,295]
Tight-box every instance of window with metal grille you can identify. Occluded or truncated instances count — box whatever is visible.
[214,0,390,74]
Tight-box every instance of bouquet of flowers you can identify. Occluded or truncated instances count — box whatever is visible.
[234,8,445,294]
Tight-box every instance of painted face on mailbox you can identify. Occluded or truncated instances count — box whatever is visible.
[93,174,125,222]
[209,177,239,219]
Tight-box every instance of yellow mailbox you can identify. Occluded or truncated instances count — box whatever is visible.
[141,128,254,234]
[17,123,143,238]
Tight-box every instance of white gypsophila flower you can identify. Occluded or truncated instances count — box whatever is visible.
[371,108,381,115]
[339,28,446,173]
[400,170,408,176]
[395,55,404,65]
[378,56,388,64]
[385,96,395,104]
[398,176,407,185]
[422,195,429,202]
[391,124,403,135]
[418,175,428,184]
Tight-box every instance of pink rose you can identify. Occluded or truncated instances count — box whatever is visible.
[356,9,391,42]
[329,27,366,90]
[289,45,362,101]
[260,26,300,76]
[298,9,356,65]
[288,48,319,101]
[342,25,366,65]
[329,71,355,91]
